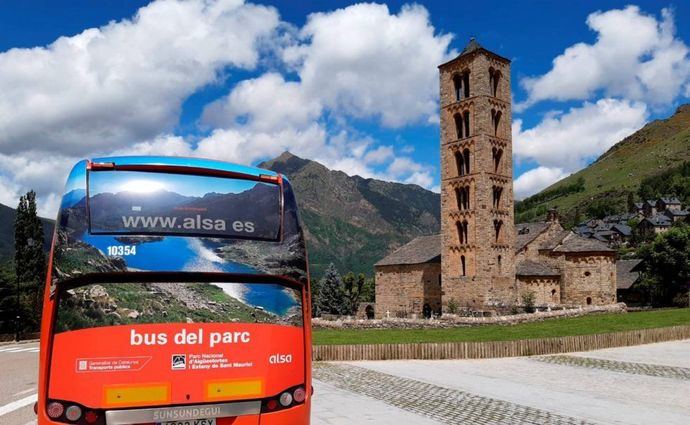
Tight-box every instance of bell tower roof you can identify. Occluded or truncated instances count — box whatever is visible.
[460,37,483,55]
[439,38,510,68]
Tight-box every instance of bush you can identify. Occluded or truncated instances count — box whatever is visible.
[521,291,536,313]
[446,298,459,314]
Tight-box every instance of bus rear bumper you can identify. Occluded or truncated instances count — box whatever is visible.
[259,400,311,424]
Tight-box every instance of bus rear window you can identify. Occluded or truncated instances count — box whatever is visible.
[88,170,281,240]
[55,281,303,332]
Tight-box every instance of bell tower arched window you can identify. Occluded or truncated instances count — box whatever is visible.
[489,68,501,97]
[493,219,503,243]
[463,148,471,174]
[463,111,471,138]
[492,147,503,173]
[463,72,470,98]
[460,255,466,276]
[454,113,464,140]
[455,186,470,210]
[492,186,503,209]
[455,151,465,176]
[453,74,462,101]
[456,220,469,244]
[491,109,502,136]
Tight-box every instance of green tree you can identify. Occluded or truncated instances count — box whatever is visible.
[342,272,366,314]
[627,191,636,212]
[14,190,46,332]
[0,266,15,334]
[359,277,375,303]
[315,264,348,316]
[637,224,690,307]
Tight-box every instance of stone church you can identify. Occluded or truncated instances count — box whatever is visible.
[374,40,617,318]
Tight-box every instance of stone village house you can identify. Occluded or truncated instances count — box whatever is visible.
[374,40,617,318]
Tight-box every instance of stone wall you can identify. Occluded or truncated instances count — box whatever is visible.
[517,276,560,306]
[375,262,441,319]
[559,254,617,305]
[314,303,626,329]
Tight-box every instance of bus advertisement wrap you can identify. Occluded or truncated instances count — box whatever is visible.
[40,158,312,425]
[49,323,305,408]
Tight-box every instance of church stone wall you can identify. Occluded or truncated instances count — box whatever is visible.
[517,276,561,306]
[558,254,617,305]
[374,263,441,319]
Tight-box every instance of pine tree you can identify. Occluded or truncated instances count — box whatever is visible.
[627,191,636,213]
[0,269,14,334]
[14,191,46,332]
[342,272,366,315]
[315,264,348,316]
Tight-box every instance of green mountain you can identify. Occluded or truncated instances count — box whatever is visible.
[259,152,440,278]
[0,202,54,260]
[516,104,690,226]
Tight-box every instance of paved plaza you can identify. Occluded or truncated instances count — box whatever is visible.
[2,340,689,424]
[312,339,690,424]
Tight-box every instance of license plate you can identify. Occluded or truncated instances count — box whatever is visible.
[159,419,216,425]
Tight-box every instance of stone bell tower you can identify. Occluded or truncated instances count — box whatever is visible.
[438,39,516,309]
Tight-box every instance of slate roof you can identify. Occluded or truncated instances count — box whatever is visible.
[617,259,643,290]
[551,232,615,253]
[516,260,561,277]
[460,38,483,56]
[643,214,672,226]
[515,222,551,251]
[660,197,681,205]
[439,38,510,67]
[539,230,570,250]
[665,209,689,217]
[375,234,441,267]
[611,223,633,237]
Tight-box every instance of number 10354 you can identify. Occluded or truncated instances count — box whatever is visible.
[107,245,136,256]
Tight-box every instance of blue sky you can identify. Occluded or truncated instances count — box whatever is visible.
[0,0,689,216]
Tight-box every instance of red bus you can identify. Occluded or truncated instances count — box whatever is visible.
[37,156,312,425]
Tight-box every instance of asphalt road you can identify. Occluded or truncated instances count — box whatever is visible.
[3,340,690,424]
[0,342,39,425]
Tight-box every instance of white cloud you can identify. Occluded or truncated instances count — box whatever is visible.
[282,3,454,127]
[0,0,279,156]
[404,171,434,188]
[108,135,195,157]
[513,98,648,170]
[363,145,394,165]
[202,73,322,132]
[195,3,449,191]
[514,166,570,199]
[0,1,446,217]
[518,6,690,110]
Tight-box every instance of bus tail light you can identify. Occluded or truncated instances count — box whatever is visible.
[47,402,65,419]
[261,385,307,413]
[84,411,99,424]
[46,400,103,425]
[293,386,306,403]
[65,405,82,421]
[278,392,293,407]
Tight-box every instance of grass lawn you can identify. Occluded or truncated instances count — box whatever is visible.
[312,308,690,345]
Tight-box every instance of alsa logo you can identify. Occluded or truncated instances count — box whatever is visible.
[269,353,293,364]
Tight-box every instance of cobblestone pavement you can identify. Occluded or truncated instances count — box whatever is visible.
[533,355,690,380]
[313,362,592,425]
